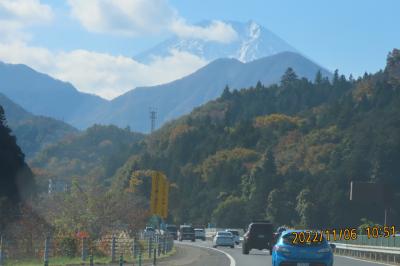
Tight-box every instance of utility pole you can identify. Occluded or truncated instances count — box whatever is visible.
[149,108,157,133]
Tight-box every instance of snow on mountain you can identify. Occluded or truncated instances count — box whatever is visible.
[135,20,297,63]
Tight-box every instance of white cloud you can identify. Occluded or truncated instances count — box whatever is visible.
[0,42,208,99]
[67,0,237,43]
[171,19,238,43]
[0,0,53,23]
[0,0,235,100]
[0,0,53,42]
[67,0,176,36]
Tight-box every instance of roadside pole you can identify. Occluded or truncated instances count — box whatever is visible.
[0,235,4,266]
[43,235,50,266]
[111,235,116,262]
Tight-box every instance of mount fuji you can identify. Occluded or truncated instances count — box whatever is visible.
[135,20,298,63]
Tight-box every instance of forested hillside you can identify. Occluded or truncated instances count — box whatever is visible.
[0,93,78,157]
[99,52,331,132]
[0,105,35,229]
[31,125,144,191]
[112,49,400,229]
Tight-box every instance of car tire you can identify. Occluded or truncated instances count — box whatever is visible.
[230,245,234,249]
[242,243,249,255]
[192,239,195,242]
[213,245,217,248]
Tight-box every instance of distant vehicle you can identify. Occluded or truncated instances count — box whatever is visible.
[213,231,234,248]
[178,225,195,242]
[143,226,155,238]
[194,228,206,241]
[166,224,178,240]
[273,226,288,244]
[272,230,334,266]
[225,229,240,245]
[242,221,273,255]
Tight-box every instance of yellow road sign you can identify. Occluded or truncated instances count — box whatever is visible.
[156,174,165,216]
[148,171,169,218]
[150,172,160,215]
[161,180,169,218]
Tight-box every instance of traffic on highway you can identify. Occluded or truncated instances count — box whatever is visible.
[140,221,397,266]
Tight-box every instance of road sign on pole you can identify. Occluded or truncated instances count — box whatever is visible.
[156,174,165,217]
[150,173,160,215]
[161,180,169,218]
[147,171,169,218]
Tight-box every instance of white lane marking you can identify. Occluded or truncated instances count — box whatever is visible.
[202,245,236,266]
[336,255,394,266]
[178,242,236,266]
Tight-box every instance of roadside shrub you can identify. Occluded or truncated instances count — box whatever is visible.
[58,236,77,257]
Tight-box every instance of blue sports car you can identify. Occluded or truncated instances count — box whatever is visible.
[272,230,335,266]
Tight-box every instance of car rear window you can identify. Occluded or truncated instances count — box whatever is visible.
[228,230,239,236]
[195,229,204,232]
[249,223,272,235]
[181,227,194,233]
[217,232,232,237]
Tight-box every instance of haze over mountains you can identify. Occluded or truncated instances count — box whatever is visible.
[0,93,77,157]
[0,62,106,128]
[0,21,331,133]
[99,52,331,131]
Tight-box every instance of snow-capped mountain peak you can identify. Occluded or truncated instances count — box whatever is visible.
[134,20,297,63]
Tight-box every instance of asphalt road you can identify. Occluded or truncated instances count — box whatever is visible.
[176,239,393,266]
[157,241,230,266]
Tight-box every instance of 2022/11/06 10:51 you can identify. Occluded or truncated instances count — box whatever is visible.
[291,226,397,244]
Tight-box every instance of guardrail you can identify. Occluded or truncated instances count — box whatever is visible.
[334,235,400,248]
[0,232,174,266]
[333,242,400,265]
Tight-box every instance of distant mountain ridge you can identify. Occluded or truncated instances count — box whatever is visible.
[0,52,331,133]
[0,93,78,157]
[0,61,107,129]
[135,20,298,63]
[97,52,331,132]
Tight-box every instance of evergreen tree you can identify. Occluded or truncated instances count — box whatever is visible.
[0,105,35,205]
[281,68,298,87]
[333,69,340,85]
[349,74,354,83]
[221,85,232,99]
[314,70,323,85]
[386,48,400,86]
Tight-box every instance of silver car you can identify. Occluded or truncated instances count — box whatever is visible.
[213,231,235,248]
[225,229,240,245]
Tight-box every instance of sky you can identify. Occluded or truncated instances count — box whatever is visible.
[0,0,398,99]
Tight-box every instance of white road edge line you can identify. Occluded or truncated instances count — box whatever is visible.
[336,255,394,266]
[201,245,236,266]
[178,242,236,266]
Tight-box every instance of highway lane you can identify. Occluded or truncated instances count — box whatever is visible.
[171,241,231,266]
[178,239,394,266]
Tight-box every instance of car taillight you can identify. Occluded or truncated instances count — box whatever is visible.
[274,246,291,254]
